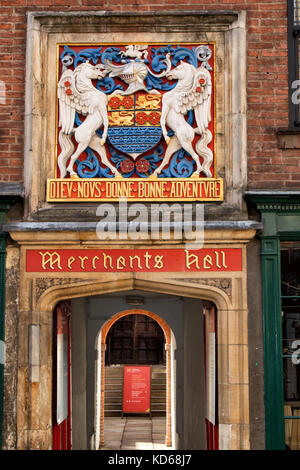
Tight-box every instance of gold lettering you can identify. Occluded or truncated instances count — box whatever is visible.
[103,253,113,270]
[193,182,198,198]
[61,182,68,198]
[67,256,75,269]
[117,256,126,270]
[144,251,152,269]
[203,182,209,198]
[203,254,213,269]
[180,182,188,198]
[78,182,84,198]
[154,255,164,269]
[67,182,73,198]
[185,250,199,270]
[129,255,142,270]
[221,250,228,268]
[106,182,111,198]
[92,256,99,269]
[170,182,176,197]
[89,182,96,198]
[95,182,101,198]
[49,181,56,199]
[162,182,167,197]
[79,256,88,270]
[214,251,221,268]
[39,251,62,270]
[149,182,163,198]
[83,182,89,198]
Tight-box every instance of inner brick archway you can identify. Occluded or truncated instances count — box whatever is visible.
[97,309,172,449]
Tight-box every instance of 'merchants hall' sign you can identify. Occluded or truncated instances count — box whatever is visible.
[26,249,242,272]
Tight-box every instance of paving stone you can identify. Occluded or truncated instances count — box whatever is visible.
[101,417,168,450]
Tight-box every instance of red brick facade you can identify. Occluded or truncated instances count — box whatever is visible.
[0,1,294,187]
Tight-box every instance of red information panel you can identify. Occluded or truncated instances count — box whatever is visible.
[123,366,151,414]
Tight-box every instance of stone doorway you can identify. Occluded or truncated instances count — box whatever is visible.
[67,291,219,450]
[7,234,252,450]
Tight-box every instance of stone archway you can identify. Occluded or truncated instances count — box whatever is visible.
[11,257,250,450]
[95,309,172,449]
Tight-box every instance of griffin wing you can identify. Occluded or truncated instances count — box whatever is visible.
[176,66,212,134]
[58,70,76,134]
[58,69,95,134]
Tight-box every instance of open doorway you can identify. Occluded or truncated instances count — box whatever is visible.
[105,314,166,366]
[52,291,218,450]
[103,312,168,450]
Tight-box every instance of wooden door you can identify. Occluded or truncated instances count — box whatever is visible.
[105,314,165,366]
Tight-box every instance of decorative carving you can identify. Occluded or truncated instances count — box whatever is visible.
[34,277,87,303]
[173,277,232,300]
[57,62,120,179]
[56,44,215,180]
[153,61,213,177]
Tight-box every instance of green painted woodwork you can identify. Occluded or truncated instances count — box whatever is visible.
[261,236,285,450]
[246,192,300,450]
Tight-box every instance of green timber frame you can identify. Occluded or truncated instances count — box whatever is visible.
[0,184,23,449]
[246,191,300,450]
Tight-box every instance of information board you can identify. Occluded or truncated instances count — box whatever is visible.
[56,306,69,425]
[123,366,151,415]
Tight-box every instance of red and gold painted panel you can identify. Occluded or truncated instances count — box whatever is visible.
[47,42,222,202]
[26,248,242,272]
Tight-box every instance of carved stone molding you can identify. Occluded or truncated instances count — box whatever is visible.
[172,277,232,300]
[34,277,87,304]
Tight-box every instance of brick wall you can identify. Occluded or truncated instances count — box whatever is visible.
[0,1,294,188]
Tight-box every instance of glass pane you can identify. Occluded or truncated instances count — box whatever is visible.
[281,244,300,450]
[294,0,300,26]
[298,36,300,124]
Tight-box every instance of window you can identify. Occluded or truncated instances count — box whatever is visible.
[288,0,300,129]
[281,243,300,450]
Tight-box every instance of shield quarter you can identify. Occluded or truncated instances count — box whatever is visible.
[107,92,162,160]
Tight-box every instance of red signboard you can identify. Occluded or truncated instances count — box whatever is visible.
[123,366,151,415]
[25,248,242,273]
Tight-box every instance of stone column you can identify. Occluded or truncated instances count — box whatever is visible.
[218,306,250,450]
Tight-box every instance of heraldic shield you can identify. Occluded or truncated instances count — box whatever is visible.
[107,93,162,160]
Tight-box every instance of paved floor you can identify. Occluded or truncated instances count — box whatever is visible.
[101,417,168,450]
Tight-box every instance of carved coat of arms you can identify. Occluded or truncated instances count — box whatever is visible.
[48,43,222,202]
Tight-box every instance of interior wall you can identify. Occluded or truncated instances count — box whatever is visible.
[70,298,88,450]
[183,298,206,450]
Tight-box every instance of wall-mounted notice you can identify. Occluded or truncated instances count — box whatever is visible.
[207,332,216,425]
[56,306,69,425]
[123,366,151,415]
